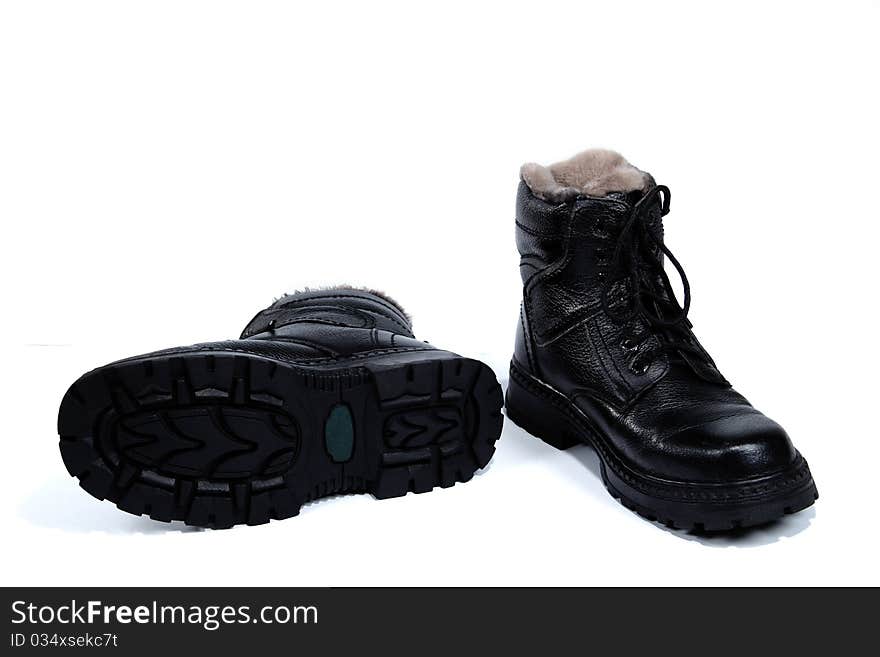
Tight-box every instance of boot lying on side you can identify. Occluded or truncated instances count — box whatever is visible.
[507,148,817,531]
[58,287,503,528]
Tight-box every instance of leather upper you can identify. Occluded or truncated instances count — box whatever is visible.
[239,288,437,361]
[513,181,796,483]
[108,288,446,372]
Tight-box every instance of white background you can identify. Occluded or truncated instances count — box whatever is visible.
[1,1,878,586]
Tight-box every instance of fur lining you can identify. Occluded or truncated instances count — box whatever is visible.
[521,148,649,202]
[274,285,411,324]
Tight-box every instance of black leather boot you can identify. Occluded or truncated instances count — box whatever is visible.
[58,287,503,528]
[507,149,817,531]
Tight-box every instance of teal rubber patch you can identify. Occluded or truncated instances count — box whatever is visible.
[325,404,354,463]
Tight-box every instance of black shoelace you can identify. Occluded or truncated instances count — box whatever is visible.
[600,185,707,370]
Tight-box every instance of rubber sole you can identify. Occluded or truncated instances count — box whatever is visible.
[506,363,818,532]
[57,352,503,528]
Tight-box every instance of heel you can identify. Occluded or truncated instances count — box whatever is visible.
[369,358,504,499]
[505,364,580,450]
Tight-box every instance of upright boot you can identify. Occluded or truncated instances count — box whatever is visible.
[507,149,817,531]
[58,287,503,528]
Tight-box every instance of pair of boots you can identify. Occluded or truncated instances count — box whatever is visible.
[58,148,817,532]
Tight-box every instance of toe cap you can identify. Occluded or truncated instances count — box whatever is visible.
[659,411,797,483]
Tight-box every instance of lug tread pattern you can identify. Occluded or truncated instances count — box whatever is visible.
[57,353,503,529]
[371,359,503,499]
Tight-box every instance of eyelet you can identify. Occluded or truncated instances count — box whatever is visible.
[621,337,638,350]
[630,357,651,375]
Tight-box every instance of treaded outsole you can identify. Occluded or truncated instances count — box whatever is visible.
[57,353,503,529]
[506,362,818,532]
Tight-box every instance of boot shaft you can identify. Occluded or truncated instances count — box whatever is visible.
[242,287,413,339]
[513,149,725,404]
[516,182,665,340]
[241,287,426,360]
